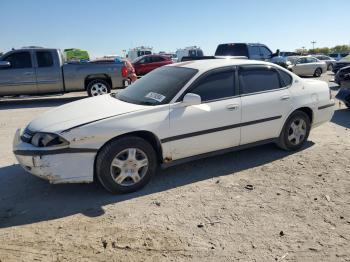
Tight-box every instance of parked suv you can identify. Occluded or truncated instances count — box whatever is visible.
[215,43,274,61]
[132,55,172,76]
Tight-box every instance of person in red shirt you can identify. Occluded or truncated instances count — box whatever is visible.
[124,59,138,83]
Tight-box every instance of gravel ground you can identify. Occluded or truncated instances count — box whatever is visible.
[0,73,349,261]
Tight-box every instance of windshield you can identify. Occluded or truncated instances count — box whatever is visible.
[115,66,198,105]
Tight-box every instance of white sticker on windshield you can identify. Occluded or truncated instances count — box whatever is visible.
[145,92,166,102]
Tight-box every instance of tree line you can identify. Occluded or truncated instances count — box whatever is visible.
[295,45,350,55]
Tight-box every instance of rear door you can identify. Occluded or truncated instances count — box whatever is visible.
[239,65,293,145]
[168,67,241,160]
[35,50,64,94]
[0,51,37,95]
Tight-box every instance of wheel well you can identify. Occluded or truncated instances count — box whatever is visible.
[93,131,164,182]
[85,75,112,90]
[295,107,313,123]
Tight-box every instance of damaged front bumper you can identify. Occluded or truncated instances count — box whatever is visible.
[13,129,97,184]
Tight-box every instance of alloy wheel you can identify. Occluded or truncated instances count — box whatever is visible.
[90,83,108,96]
[287,118,307,145]
[110,148,149,186]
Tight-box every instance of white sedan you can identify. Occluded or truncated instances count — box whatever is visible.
[287,56,327,77]
[13,59,335,193]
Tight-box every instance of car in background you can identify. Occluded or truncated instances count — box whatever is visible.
[132,54,172,76]
[312,55,336,71]
[13,59,335,193]
[335,65,350,85]
[176,46,204,62]
[332,54,350,74]
[329,53,349,61]
[215,43,274,61]
[0,47,128,97]
[280,51,302,57]
[287,56,327,77]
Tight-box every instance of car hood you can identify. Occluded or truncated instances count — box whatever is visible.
[27,94,148,133]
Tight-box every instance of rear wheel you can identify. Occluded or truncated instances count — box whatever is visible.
[277,111,311,151]
[313,68,322,77]
[95,136,157,194]
[87,79,111,97]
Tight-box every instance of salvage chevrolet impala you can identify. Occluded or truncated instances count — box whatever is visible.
[13,59,335,193]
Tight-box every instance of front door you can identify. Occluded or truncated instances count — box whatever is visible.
[167,67,241,160]
[238,65,293,145]
[0,51,37,95]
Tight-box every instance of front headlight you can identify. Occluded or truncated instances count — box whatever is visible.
[31,132,69,147]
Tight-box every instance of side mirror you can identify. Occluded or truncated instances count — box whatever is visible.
[0,61,11,68]
[182,93,201,106]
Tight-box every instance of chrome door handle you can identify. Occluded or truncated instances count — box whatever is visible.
[24,72,34,76]
[280,95,291,101]
[226,104,239,111]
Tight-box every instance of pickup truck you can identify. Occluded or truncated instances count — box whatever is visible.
[181,43,285,67]
[0,48,129,97]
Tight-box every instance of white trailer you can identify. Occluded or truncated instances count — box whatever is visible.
[127,46,153,62]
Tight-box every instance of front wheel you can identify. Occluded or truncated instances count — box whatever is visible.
[95,136,157,194]
[313,68,322,77]
[86,79,111,97]
[277,111,311,151]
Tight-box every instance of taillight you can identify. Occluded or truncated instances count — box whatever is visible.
[121,66,128,77]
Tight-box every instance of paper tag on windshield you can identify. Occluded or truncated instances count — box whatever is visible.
[145,92,166,102]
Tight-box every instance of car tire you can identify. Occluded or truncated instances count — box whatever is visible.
[328,64,333,71]
[345,102,350,108]
[86,79,111,97]
[277,111,311,151]
[95,136,157,194]
[313,68,322,77]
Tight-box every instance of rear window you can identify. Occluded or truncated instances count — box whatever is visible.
[278,69,293,87]
[215,44,248,57]
[239,66,281,94]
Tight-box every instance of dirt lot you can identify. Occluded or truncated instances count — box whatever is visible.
[0,73,349,262]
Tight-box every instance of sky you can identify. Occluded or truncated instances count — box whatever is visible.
[1,0,349,58]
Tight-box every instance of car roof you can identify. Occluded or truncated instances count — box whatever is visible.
[168,58,277,71]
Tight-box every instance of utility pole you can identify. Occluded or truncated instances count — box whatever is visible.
[311,41,316,51]
[302,46,305,55]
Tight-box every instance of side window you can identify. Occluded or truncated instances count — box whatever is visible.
[278,69,293,87]
[297,58,307,64]
[36,51,53,67]
[152,56,164,63]
[307,57,317,63]
[3,52,32,69]
[259,46,272,58]
[190,70,235,102]
[249,46,260,56]
[239,67,281,94]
